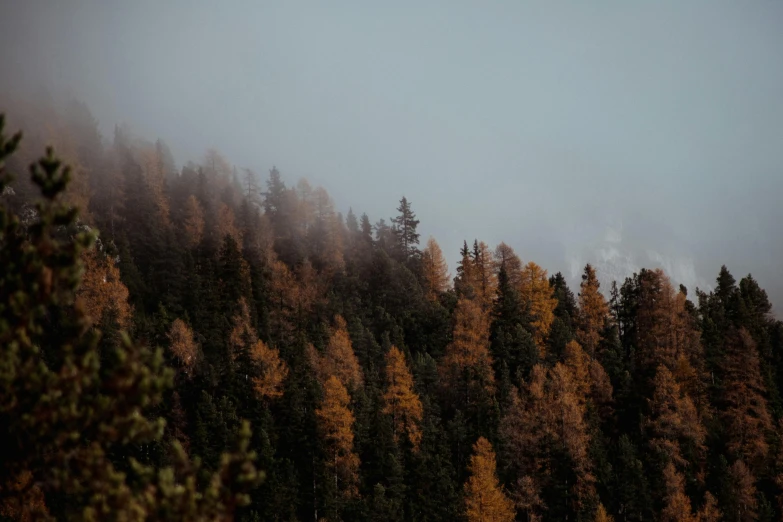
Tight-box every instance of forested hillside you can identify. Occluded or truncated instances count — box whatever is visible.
[2,101,783,522]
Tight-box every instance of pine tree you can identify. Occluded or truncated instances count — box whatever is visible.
[463,437,515,522]
[391,196,420,262]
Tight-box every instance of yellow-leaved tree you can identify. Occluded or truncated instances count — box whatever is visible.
[464,437,515,522]
[421,236,450,301]
[576,263,609,358]
[519,261,557,357]
[309,315,364,391]
[382,346,423,449]
[167,318,199,377]
[316,376,360,496]
[76,248,131,330]
[440,297,495,408]
[249,339,288,401]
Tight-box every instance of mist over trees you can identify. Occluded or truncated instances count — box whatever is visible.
[2,97,783,522]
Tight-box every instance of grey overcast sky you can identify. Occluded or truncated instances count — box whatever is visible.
[1,1,782,308]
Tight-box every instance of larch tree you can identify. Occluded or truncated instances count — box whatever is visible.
[421,236,450,301]
[501,363,595,519]
[471,240,497,312]
[167,318,199,377]
[660,463,697,522]
[228,296,258,361]
[182,194,205,248]
[492,242,523,288]
[382,346,424,449]
[577,263,609,359]
[439,297,495,409]
[519,261,558,357]
[463,437,516,522]
[316,376,360,496]
[721,328,772,473]
[138,143,171,227]
[725,460,757,522]
[76,247,132,330]
[310,315,364,391]
[643,365,706,470]
[594,503,614,522]
[249,339,289,401]
[216,201,242,245]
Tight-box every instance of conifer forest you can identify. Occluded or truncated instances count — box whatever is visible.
[2,3,783,520]
[2,95,783,522]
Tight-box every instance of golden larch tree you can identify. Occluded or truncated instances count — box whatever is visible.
[726,460,757,522]
[660,463,698,522]
[492,242,523,288]
[564,340,614,419]
[138,144,171,227]
[250,339,288,401]
[216,202,242,245]
[421,236,450,301]
[228,297,257,361]
[643,365,706,470]
[594,503,614,522]
[439,297,495,407]
[310,315,364,391]
[471,240,497,311]
[76,249,131,329]
[500,363,595,516]
[463,437,516,522]
[519,261,557,356]
[166,318,199,376]
[382,346,423,449]
[182,194,205,248]
[721,329,772,474]
[316,376,360,496]
[576,264,609,358]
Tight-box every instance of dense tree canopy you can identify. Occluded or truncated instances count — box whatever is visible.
[2,99,783,521]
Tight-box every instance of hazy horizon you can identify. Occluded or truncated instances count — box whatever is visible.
[2,1,782,309]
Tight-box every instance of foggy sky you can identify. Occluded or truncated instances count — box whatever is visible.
[2,1,782,309]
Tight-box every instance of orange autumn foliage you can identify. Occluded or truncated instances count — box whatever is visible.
[250,339,288,401]
[440,297,495,406]
[316,376,360,496]
[594,503,614,522]
[182,194,205,248]
[501,363,595,514]
[644,365,706,470]
[309,315,363,391]
[77,248,131,329]
[382,346,423,449]
[577,264,609,358]
[463,437,515,522]
[166,318,199,376]
[519,261,557,356]
[421,236,450,301]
